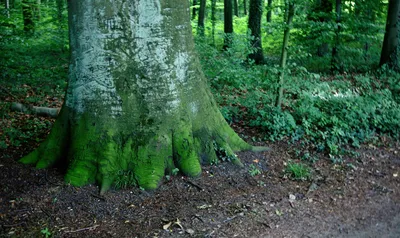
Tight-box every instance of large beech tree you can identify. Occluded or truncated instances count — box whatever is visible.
[21,0,260,194]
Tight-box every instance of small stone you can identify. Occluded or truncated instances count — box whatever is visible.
[289,194,296,201]
[186,228,195,235]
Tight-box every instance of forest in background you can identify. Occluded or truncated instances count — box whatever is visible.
[0,0,399,171]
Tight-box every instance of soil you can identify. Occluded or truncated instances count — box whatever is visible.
[1,120,399,238]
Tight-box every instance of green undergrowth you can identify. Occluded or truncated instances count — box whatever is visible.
[195,37,400,160]
[0,3,68,151]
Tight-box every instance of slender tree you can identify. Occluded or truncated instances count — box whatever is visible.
[224,0,234,49]
[21,0,261,194]
[313,0,333,57]
[266,0,272,22]
[331,0,342,72]
[248,0,264,64]
[192,0,198,20]
[380,0,400,71]
[198,0,206,36]
[276,0,295,108]
[22,0,35,34]
[234,0,239,16]
[243,0,247,15]
[211,0,217,45]
[5,0,10,18]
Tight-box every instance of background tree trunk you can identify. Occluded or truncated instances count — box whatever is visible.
[234,0,239,17]
[266,0,272,22]
[198,0,206,36]
[192,0,197,20]
[224,0,234,49]
[248,0,264,64]
[21,0,253,194]
[211,0,217,45]
[22,0,35,34]
[276,0,295,108]
[243,0,247,15]
[331,0,342,72]
[5,0,10,18]
[315,0,333,57]
[380,0,400,71]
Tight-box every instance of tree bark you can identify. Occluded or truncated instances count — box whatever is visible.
[21,0,258,194]
[248,0,264,64]
[211,0,217,45]
[380,0,400,71]
[5,0,10,18]
[198,0,206,36]
[192,0,197,20]
[234,0,239,17]
[224,0,234,49]
[315,0,333,57]
[22,0,35,34]
[243,0,247,15]
[331,0,342,72]
[275,0,295,108]
[266,0,272,22]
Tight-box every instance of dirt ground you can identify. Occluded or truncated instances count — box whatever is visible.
[1,124,399,238]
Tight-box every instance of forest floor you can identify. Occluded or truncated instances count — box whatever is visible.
[0,106,399,237]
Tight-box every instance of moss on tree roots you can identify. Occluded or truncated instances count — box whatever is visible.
[19,106,261,194]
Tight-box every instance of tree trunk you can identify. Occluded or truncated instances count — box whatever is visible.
[22,0,35,34]
[34,0,40,21]
[315,0,333,57]
[243,0,247,15]
[266,0,272,22]
[5,0,10,18]
[21,0,256,194]
[234,0,239,17]
[380,0,400,71]
[56,0,64,24]
[275,0,295,108]
[211,0,217,45]
[331,0,342,72]
[198,0,206,36]
[192,0,197,20]
[248,0,264,64]
[224,0,234,49]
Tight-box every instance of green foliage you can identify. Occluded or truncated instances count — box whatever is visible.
[250,106,296,141]
[40,227,52,238]
[212,141,237,164]
[284,161,311,181]
[114,170,137,189]
[196,34,399,159]
[248,164,261,176]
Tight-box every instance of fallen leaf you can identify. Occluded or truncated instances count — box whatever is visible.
[186,228,195,235]
[163,222,172,230]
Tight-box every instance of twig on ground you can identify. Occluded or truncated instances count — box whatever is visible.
[185,180,204,191]
[64,225,100,234]
[90,193,106,201]
[0,85,17,99]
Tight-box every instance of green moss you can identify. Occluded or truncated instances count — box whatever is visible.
[19,107,69,167]
[133,135,170,190]
[64,114,99,186]
[172,121,202,177]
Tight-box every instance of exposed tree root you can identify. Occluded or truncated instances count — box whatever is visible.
[20,106,268,194]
